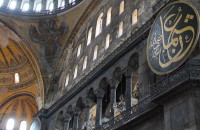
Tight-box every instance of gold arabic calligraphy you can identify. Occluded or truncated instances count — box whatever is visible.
[151,6,195,68]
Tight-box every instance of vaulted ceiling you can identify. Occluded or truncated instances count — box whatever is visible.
[0,21,44,128]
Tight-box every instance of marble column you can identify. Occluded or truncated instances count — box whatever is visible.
[125,68,133,110]
[42,0,47,10]
[109,79,119,119]
[29,0,35,11]
[64,114,71,130]
[16,0,22,10]
[72,107,80,130]
[95,88,105,128]
[83,99,93,130]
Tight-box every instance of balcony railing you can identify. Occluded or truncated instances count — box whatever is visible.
[96,96,156,130]
[150,60,200,99]
[96,59,200,130]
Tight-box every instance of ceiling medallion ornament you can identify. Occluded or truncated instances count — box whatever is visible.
[147,1,200,75]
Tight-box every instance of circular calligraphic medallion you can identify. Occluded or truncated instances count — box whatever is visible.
[147,1,200,75]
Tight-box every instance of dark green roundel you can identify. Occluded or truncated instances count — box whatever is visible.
[147,1,200,75]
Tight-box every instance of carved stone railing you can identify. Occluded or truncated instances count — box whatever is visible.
[0,0,83,16]
[96,96,156,130]
[150,60,200,100]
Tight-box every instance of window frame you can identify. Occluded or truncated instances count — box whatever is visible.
[8,0,17,10]
[77,44,82,57]
[105,34,110,49]
[132,9,138,25]
[6,118,15,130]
[35,2,42,12]
[83,56,87,70]
[119,1,124,15]
[87,27,93,45]
[48,2,54,11]
[19,120,27,130]
[95,13,104,37]
[93,45,98,61]
[15,73,20,84]
[65,74,69,87]
[118,22,123,37]
[106,7,112,26]
[21,2,30,12]
[73,65,78,79]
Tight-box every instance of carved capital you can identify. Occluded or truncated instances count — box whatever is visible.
[95,88,105,99]
[64,113,71,122]
[83,98,93,108]
[124,68,133,78]
[109,78,119,89]
[73,107,81,116]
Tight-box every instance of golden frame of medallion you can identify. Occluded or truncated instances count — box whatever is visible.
[146,1,200,75]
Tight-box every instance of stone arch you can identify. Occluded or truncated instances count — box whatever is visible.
[99,77,109,91]
[113,67,122,81]
[98,78,110,120]
[55,111,64,130]
[76,97,84,110]
[128,53,139,101]
[76,97,84,129]
[87,88,97,103]
[67,105,73,115]
[30,118,41,130]
[116,75,126,102]
[128,53,139,70]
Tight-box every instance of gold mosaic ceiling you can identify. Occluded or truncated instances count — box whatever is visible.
[0,22,44,129]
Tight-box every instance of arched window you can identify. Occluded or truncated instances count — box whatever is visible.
[118,22,123,37]
[93,45,98,61]
[8,0,17,10]
[77,44,82,57]
[69,0,75,5]
[49,2,54,11]
[105,34,110,49]
[119,1,124,15]
[65,74,69,87]
[19,121,27,130]
[87,28,92,45]
[15,73,20,84]
[95,13,103,37]
[0,0,4,7]
[35,2,42,12]
[6,118,15,130]
[106,7,112,26]
[83,56,87,70]
[73,65,78,79]
[132,9,138,25]
[22,3,29,12]
[61,0,65,7]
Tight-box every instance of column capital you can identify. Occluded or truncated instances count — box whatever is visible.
[95,88,105,99]
[83,98,93,108]
[73,107,81,116]
[109,78,119,89]
[64,113,72,122]
[124,68,133,78]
